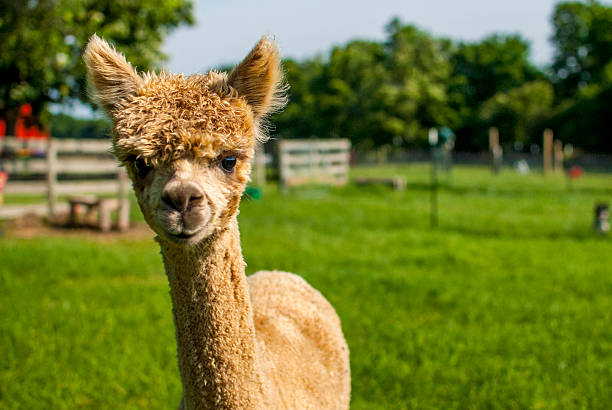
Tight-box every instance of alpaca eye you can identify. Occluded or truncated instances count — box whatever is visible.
[134,157,153,178]
[220,156,237,172]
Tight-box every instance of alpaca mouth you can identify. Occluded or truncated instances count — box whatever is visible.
[164,228,204,244]
[173,232,195,240]
[158,209,210,244]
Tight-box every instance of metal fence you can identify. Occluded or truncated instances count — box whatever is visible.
[354,149,612,173]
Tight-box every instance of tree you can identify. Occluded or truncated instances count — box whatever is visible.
[0,0,194,135]
[50,113,110,139]
[273,57,326,139]
[480,81,554,145]
[384,20,457,146]
[549,1,612,153]
[0,0,65,134]
[450,34,542,110]
[316,40,391,149]
[277,20,460,150]
[270,9,609,153]
[552,83,612,153]
[449,34,543,150]
[551,0,612,100]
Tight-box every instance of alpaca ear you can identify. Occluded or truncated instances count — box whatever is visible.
[228,36,287,119]
[83,34,141,112]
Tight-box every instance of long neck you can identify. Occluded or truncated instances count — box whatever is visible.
[159,218,264,409]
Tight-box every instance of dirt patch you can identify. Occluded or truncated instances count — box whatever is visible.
[1,212,155,241]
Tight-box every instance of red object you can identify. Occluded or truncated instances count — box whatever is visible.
[568,165,584,179]
[0,103,50,139]
[0,171,8,193]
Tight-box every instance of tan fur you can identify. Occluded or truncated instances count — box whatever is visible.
[228,37,288,121]
[83,34,142,112]
[84,35,350,409]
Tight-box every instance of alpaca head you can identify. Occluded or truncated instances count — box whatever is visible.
[84,35,285,245]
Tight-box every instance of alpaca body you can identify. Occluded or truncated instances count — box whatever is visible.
[249,270,350,409]
[84,34,350,409]
[161,219,350,409]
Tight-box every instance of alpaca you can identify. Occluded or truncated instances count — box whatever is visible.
[83,35,350,409]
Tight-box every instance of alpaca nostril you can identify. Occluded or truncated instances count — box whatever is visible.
[160,192,176,210]
[189,193,204,207]
[162,182,204,213]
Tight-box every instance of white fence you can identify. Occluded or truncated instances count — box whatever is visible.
[278,139,350,188]
[1,137,129,221]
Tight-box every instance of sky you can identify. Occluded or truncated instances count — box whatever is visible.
[162,0,564,74]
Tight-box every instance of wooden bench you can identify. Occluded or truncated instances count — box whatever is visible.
[68,195,129,232]
[47,139,131,231]
[355,177,406,191]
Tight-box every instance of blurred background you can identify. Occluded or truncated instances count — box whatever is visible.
[1,1,610,409]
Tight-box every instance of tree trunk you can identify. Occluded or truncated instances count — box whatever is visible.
[1,107,19,136]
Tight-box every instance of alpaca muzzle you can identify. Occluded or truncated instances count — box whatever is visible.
[158,179,209,242]
[161,180,204,213]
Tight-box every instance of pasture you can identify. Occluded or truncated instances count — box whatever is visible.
[1,164,611,409]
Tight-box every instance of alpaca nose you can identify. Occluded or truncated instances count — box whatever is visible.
[161,181,204,213]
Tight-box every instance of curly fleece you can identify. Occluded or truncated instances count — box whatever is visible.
[112,72,255,166]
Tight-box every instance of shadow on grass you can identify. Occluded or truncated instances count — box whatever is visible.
[402,182,612,197]
[439,223,604,241]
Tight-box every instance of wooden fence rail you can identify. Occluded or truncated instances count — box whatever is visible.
[1,137,129,228]
[278,139,350,188]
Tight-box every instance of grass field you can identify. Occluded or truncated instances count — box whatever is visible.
[1,164,611,409]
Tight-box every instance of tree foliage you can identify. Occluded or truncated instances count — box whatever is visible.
[275,22,458,149]
[448,34,543,150]
[450,35,542,112]
[272,5,610,153]
[552,79,612,153]
[273,21,543,151]
[4,1,610,153]
[549,0,612,152]
[0,0,194,134]
[551,0,612,100]
[50,113,110,140]
[480,81,554,145]
[383,21,456,144]
[319,40,390,148]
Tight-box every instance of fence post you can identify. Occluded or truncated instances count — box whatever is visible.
[543,128,553,175]
[253,143,266,186]
[554,140,564,173]
[46,138,57,219]
[430,150,439,228]
[489,127,502,174]
[278,141,287,192]
[118,168,130,231]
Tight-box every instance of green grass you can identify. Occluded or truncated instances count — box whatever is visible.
[1,194,48,205]
[1,164,611,409]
